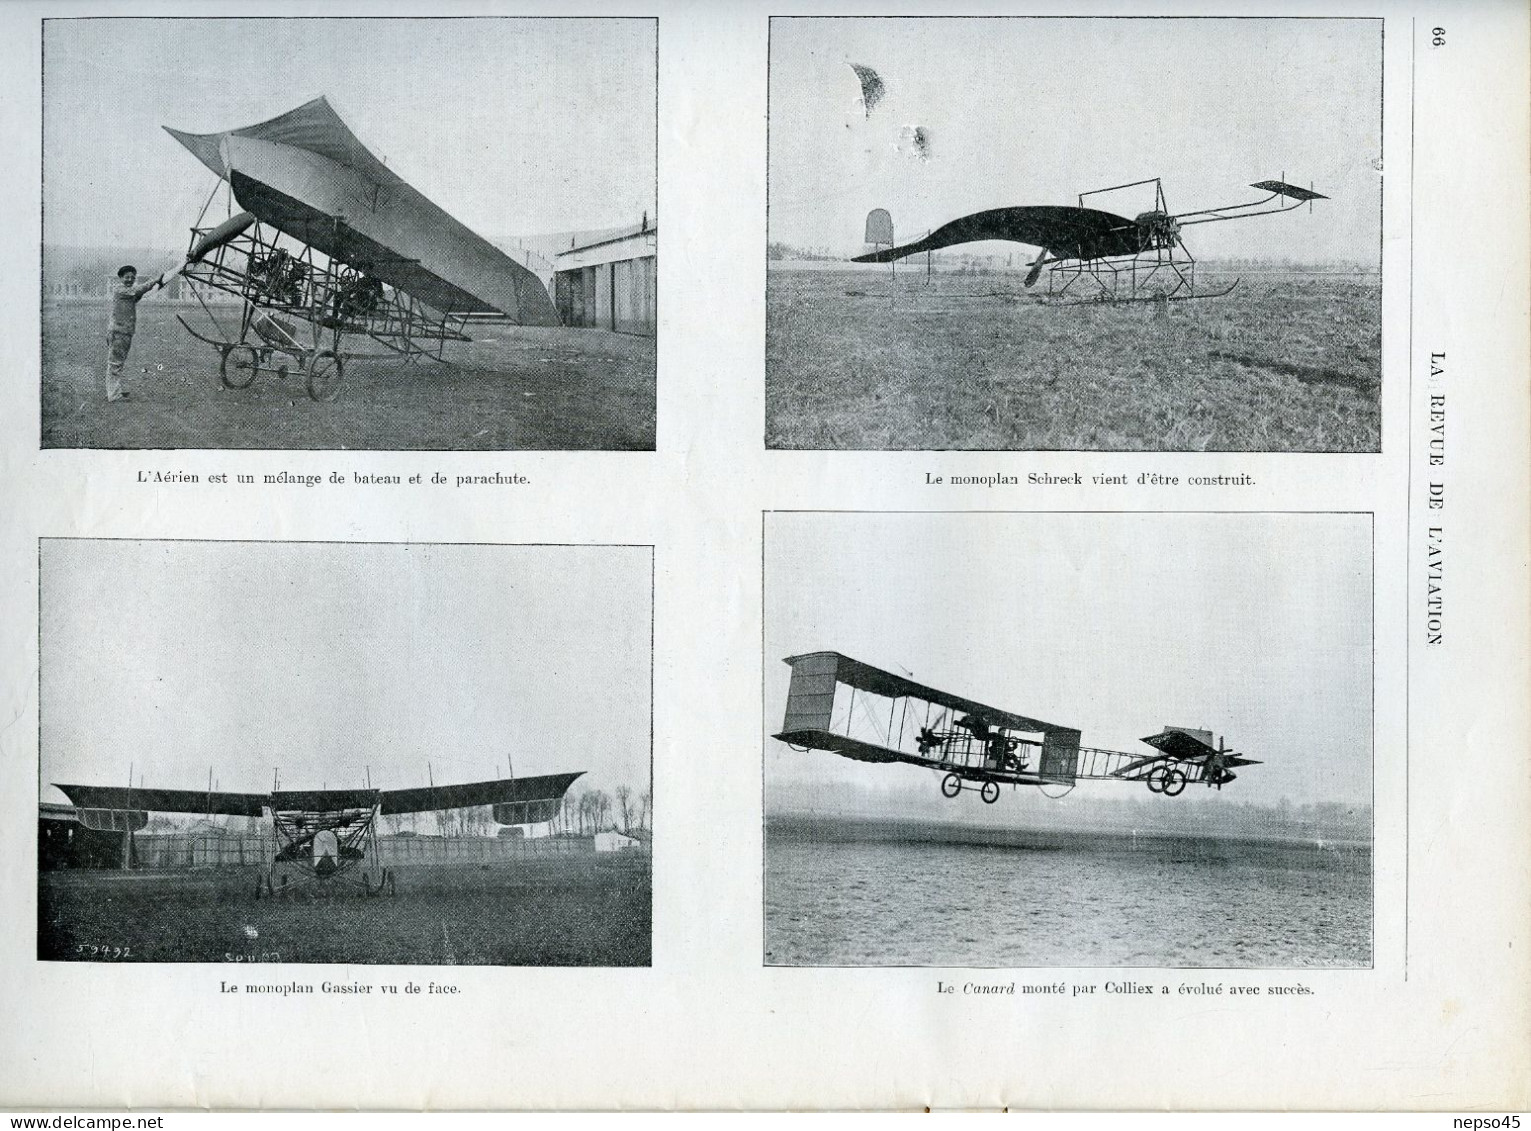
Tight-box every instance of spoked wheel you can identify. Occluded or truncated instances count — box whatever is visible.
[220,344,260,389]
[305,349,344,402]
[1146,767,1167,793]
[1160,769,1188,797]
[980,780,1001,805]
[940,773,962,799]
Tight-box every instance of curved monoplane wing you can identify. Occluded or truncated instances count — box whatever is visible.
[851,205,1143,264]
[377,771,585,815]
[165,97,560,326]
[55,771,585,818]
[54,784,269,818]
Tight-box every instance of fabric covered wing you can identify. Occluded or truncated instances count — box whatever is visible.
[230,173,504,317]
[852,206,1142,263]
[1250,180,1328,202]
[54,784,270,817]
[164,97,401,188]
[1139,729,1219,761]
[783,651,1071,735]
[165,98,560,326]
[379,771,585,815]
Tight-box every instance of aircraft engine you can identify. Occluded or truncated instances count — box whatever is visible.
[1133,210,1181,249]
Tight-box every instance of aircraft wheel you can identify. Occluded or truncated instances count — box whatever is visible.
[220,344,260,389]
[940,773,962,799]
[1146,767,1167,793]
[980,780,1001,805]
[1160,769,1188,797]
[306,350,344,402]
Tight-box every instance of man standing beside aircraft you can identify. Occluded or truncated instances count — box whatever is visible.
[105,264,164,402]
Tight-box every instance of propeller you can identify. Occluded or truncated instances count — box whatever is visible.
[916,727,947,755]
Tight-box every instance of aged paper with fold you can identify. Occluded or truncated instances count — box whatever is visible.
[0,0,1526,1112]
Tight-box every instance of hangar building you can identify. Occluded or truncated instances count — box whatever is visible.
[552,218,657,337]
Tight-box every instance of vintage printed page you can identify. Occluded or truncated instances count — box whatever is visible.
[0,0,1526,1112]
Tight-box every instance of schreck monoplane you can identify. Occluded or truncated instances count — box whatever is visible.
[773,652,1258,804]
[852,176,1326,305]
[54,771,583,897]
[158,97,561,402]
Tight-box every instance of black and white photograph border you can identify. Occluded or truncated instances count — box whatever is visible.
[41,16,657,451]
[38,538,653,966]
[764,16,1383,452]
[763,510,1374,968]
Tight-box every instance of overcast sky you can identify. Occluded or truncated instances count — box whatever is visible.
[41,541,651,802]
[765,512,1372,808]
[43,17,655,251]
[769,18,1381,262]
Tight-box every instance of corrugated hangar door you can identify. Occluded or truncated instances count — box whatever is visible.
[613,259,639,334]
[625,256,656,337]
[595,263,615,330]
[643,256,656,335]
[582,267,597,327]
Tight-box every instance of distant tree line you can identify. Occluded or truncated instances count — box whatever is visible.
[551,782,651,837]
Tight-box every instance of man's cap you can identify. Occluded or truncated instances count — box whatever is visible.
[117,265,137,278]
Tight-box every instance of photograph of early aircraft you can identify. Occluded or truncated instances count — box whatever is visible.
[39,539,652,966]
[51,772,585,898]
[766,17,1382,451]
[774,650,1259,805]
[159,96,565,404]
[42,18,656,450]
[764,511,1374,968]
[851,176,1327,306]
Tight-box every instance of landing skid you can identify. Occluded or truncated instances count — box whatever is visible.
[1043,278,1241,308]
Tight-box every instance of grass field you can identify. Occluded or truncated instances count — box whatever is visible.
[38,852,651,966]
[765,266,1381,451]
[42,303,656,450]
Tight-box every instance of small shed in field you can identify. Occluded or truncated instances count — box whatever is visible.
[594,830,641,853]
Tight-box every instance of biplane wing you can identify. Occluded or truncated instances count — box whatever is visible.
[774,651,1083,787]
[851,205,1143,264]
[54,772,584,819]
[777,650,1067,738]
[165,97,560,326]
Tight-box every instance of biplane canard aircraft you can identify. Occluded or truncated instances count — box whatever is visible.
[773,652,1258,803]
[852,176,1327,305]
[156,97,561,402]
[53,771,583,897]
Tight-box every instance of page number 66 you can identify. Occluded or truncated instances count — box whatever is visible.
[1430,27,1446,47]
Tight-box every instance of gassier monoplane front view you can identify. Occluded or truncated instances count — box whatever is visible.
[54,771,583,897]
